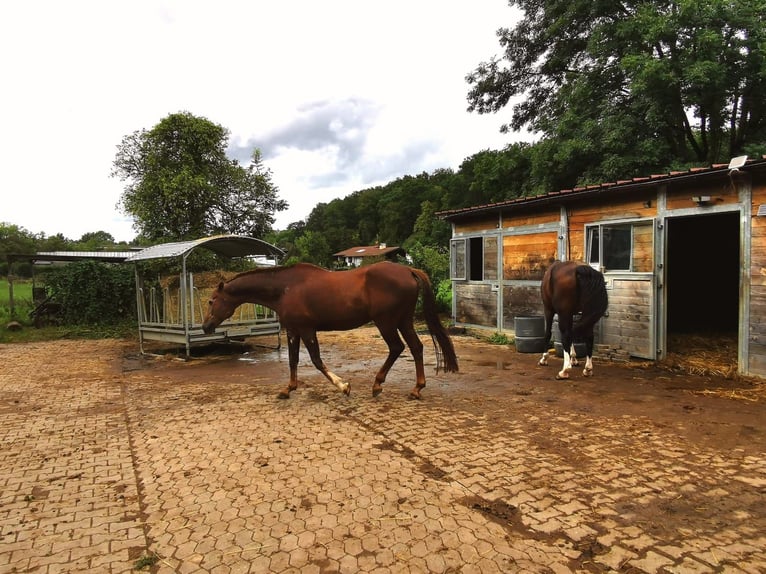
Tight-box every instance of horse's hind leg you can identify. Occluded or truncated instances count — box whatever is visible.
[398,321,425,400]
[371,323,406,397]
[570,343,579,367]
[582,331,595,377]
[556,314,575,380]
[301,331,349,395]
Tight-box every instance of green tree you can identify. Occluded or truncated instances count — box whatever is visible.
[304,200,361,256]
[112,111,287,241]
[0,223,37,258]
[77,231,116,251]
[0,223,38,277]
[289,231,332,267]
[37,234,74,252]
[406,200,451,248]
[467,0,766,175]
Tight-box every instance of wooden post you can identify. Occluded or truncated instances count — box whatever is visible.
[7,258,15,319]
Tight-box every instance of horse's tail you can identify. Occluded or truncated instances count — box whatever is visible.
[410,268,459,373]
[575,265,609,335]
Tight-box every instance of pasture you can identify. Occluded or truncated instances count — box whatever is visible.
[0,278,33,323]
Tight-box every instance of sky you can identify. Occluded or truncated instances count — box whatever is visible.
[1,1,530,243]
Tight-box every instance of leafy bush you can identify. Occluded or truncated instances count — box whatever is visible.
[487,332,511,345]
[45,261,135,325]
[435,279,452,313]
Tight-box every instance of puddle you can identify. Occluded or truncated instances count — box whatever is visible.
[237,349,283,363]
[473,360,513,370]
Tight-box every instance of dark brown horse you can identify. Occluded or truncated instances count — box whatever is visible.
[539,261,609,379]
[202,261,459,399]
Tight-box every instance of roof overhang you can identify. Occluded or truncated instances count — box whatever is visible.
[125,234,285,262]
[438,159,766,222]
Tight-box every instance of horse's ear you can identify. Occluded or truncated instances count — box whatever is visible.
[217,281,225,292]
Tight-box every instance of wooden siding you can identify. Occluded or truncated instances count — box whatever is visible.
[502,232,558,280]
[632,223,654,272]
[600,278,653,359]
[500,208,559,228]
[455,283,496,328]
[749,182,766,373]
[484,236,499,281]
[502,284,544,331]
[666,177,740,211]
[455,217,498,233]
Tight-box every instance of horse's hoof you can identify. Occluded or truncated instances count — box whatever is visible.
[408,391,422,400]
[277,391,290,399]
[583,369,593,377]
[372,385,383,397]
[555,373,569,380]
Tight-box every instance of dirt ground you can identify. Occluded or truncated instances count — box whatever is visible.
[4,326,766,572]
[138,326,766,455]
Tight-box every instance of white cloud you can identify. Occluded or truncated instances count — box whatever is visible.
[0,0,528,242]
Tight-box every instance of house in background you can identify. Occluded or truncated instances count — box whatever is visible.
[333,244,405,267]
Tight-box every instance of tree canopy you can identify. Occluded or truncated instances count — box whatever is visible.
[467,0,766,183]
[112,111,287,242]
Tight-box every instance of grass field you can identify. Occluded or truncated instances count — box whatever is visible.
[0,278,34,323]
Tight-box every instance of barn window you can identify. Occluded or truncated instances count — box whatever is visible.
[451,237,488,280]
[451,239,467,280]
[586,221,653,272]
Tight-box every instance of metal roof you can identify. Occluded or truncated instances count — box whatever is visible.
[333,245,404,258]
[16,251,138,264]
[125,234,285,262]
[437,156,766,221]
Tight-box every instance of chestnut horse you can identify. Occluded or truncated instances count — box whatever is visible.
[202,262,459,399]
[538,261,608,379]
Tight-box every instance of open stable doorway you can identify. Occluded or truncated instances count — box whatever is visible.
[665,211,740,366]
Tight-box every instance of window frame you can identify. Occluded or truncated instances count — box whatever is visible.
[585,218,653,273]
[451,235,492,281]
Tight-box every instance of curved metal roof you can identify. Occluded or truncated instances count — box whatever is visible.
[125,234,285,262]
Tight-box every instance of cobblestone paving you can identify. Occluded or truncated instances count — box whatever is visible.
[1,337,765,573]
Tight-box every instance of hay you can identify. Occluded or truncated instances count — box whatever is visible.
[662,332,766,401]
[664,333,738,379]
[159,271,237,290]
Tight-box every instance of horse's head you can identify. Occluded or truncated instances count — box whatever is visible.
[201,282,237,334]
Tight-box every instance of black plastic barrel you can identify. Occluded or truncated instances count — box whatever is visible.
[514,316,546,353]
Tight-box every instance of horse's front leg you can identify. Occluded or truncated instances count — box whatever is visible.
[278,331,302,399]
[558,349,573,379]
[302,331,349,395]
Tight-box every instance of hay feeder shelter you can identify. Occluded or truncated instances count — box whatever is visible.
[126,235,285,356]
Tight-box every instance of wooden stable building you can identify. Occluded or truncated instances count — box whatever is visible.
[437,156,766,379]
